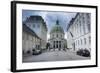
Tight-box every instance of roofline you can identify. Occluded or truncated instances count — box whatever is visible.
[67,13,79,31]
[23,23,41,40]
[24,15,48,31]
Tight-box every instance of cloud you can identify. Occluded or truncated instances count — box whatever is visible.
[22,10,77,34]
[44,12,76,32]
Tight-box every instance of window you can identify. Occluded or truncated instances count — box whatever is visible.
[26,34,29,40]
[52,34,54,38]
[33,24,35,28]
[89,36,91,44]
[27,23,31,27]
[30,36,33,41]
[33,37,34,42]
[57,34,58,37]
[84,38,86,44]
[56,41,58,44]
[79,21,81,33]
[82,13,85,23]
[87,14,91,32]
[61,35,62,38]
[78,40,80,45]
[88,23,91,32]
[37,24,40,28]
[75,41,77,46]
[83,23,85,34]
[59,41,61,44]
[81,39,82,45]
[87,13,90,19]
[83,16,85,23]
[53,45,55,48]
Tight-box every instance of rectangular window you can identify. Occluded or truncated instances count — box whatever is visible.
[61,35,62,38]
[30,36,33,41]
[75,41,77,46]
[32,37,34,41]
[81,39,82,45]
[37,24,40,28]
[89,36,91,44]
[33,24,35,28]
[27,24,30,27]
[26,34,29,40]
[57,34,58,37]
[54,41,55,44]
[59,41,61,44]
[78,40,79,45]
[52,34,54,38]
[84,38,86,44]
[83,16,85,24]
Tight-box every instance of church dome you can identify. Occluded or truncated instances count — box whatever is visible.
[50,20,64,33]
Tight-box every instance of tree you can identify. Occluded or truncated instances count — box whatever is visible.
[46,42,50,49]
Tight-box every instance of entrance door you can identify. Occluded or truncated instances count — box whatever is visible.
[53,41,55,48]
[56,41,58,48]
[56,44,58,48]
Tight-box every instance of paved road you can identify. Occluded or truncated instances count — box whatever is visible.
[23,50,90,63]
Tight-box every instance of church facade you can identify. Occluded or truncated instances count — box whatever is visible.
[48,20,67,50]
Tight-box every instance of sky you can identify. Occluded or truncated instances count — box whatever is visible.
[22,10,77,39]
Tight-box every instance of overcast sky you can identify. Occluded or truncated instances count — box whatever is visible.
[22,10,77,39]
[22,10,77,32]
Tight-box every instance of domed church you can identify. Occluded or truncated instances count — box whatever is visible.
[48,20,67,50]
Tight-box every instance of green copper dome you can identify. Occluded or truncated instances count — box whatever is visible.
[50,20,64,33]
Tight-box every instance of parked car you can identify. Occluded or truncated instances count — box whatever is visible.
[32,49,42,55]
[76,49,90,57]
[82,49,90,57]
[76,49,83,56]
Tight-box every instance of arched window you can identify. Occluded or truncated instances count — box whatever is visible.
[78,40,80,45]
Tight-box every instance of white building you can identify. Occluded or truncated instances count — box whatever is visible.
[24,16,47,49]
[48,20,67,50]
[22,24,41,54]
[67,13,91,52]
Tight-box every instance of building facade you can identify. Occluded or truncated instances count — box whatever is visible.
[22,24,41,54]
[67,13,91,52]
[24,16,47,49]
[48,20,67,50]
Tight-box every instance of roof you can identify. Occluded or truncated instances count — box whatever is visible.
[50,20,64,33]
[26,15,44,22]
[24,15,48,31]
[23,24,41,39]
[67,13,79,31]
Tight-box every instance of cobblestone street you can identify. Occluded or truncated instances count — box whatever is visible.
[23,50,90,63]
